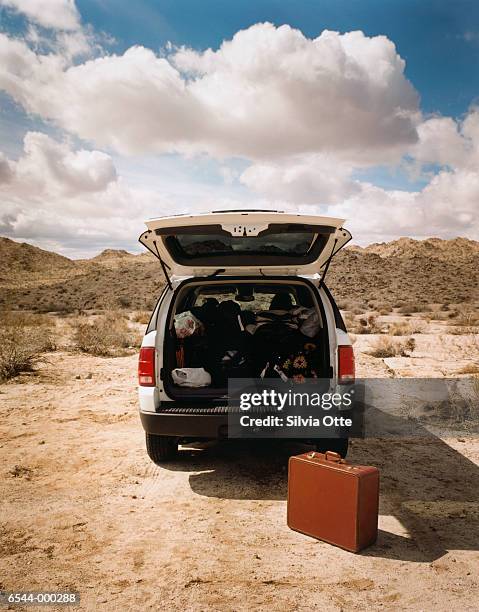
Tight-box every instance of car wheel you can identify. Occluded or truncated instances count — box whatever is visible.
[145,433,178,463]
[315,438,349,458]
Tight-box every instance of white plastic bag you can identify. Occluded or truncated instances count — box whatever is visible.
[174,311,203,338]
[293,306,321,338]
[172,367,211,387]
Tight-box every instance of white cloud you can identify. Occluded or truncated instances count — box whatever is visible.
[411,116,467,168]
[240,155,361,203]
[0,132,154,253]
[325,163,479,243]
[2,126,478,256]
[0,152,14,182]
[0,23,420,160]
[218,165,239,185]
[418,168,479,230]
[2,132,117,197]
[0,20,477,252]
[238,108,479,242]
[0,0,80,31]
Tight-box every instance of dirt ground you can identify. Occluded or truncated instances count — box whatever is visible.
[1,327,479,611]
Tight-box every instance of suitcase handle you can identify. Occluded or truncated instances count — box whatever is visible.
[308,451,345,463]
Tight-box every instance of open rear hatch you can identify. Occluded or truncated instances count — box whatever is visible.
[139,210,351,281]
[163,277,332,400]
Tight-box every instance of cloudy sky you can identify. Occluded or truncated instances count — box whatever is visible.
[0,0,478,257]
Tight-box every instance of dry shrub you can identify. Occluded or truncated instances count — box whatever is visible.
[427,303,462,321]
[368,336,415,358]
[353,315,383,334]
[375,302,393,314]
[397,303,422,315]
[6,312,53,327]
[438,377,479,427]
[451,306,478,327]
[427,307,449,321]
[457,364,479,375]
[73,312,140,356]
[344,313,381,334]
[343,312,355,329]
[351,306,365,315]
[388,321,426,335]
[9,465,34,479]
[132,311,150,325]
[117,296,132,309]
[0,312,56,382]
[36,302,75,315]
[448,325,479,335]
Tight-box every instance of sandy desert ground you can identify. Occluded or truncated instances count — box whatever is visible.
[1,311,478,611]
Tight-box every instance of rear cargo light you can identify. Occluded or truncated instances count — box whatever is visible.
[338,345,355,384]
[138,347,155,386]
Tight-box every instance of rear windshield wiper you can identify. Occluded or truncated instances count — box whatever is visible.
[208,268,226,277]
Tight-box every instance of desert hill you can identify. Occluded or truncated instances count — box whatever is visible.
[90,249,140,267]
[0,236,477,311]
[0,237,74,275]
[92,248,132,260]
[361,237,478,262]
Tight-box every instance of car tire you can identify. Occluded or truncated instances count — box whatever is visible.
[145,433,178,463]
[315,438,349,458]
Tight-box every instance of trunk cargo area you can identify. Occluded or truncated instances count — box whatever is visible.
[163,278,329,400]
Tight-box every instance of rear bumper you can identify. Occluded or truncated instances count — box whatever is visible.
[139,408,228,438]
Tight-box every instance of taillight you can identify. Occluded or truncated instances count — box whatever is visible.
[138,347,155,386]
[338,345,355,384]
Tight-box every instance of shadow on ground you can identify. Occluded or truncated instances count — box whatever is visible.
[160,424,479,563]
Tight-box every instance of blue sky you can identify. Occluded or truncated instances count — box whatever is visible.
[0,0,478,255]
[74,0,479,117]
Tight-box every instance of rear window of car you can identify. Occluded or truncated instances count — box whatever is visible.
[172,232,314,258]
[156,223,335,266]
[194,287,297,311]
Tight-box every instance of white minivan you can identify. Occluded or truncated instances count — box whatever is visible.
[137,210,355,463]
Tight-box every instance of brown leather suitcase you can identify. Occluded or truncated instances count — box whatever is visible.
[287,450,379,552]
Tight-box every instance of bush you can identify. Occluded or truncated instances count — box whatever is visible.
[132,311,150,324]
[368,336,415,358]
[36,303,75,314]
[344,313,382,334]
[73,312,140,356]
[0,313,56,382]
[448,325,479,335]
[6,313,52,327]
[377,303,393,315]
[388,321,425,335]
[451,307,478,327]
[457,364,479,375]
[352,315,383,334]
[427,307,449,321]
[351,306,366,315]
[398,303,422,315]
[117,296,132,309]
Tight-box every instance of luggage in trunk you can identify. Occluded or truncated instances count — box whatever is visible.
[287,451,379,552]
